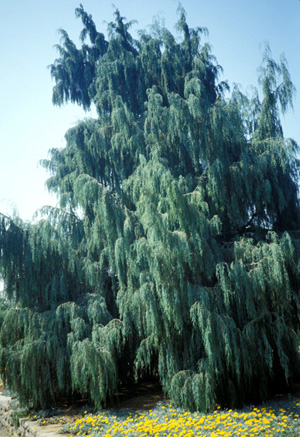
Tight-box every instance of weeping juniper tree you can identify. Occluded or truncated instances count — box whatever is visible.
[1,5,300,411]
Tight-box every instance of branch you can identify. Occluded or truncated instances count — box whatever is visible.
[0,212,12,221]
[238,211,259,235]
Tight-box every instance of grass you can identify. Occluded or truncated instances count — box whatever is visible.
[59,398,300,436]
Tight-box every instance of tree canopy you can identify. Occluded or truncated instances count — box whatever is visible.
[1,5,300,412]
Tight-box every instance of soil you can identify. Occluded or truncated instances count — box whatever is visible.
[34,380,167,427]
[58,380,166,414]
[114,381,166,410]
[31,380,300,419]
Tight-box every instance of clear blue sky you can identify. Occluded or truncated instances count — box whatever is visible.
[0,0,299,221]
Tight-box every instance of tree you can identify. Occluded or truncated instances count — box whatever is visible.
[1,6,300,412]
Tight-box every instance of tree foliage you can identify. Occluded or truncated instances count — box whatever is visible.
[1,6,300,411]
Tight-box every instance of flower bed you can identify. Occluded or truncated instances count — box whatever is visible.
[60,398,300,436]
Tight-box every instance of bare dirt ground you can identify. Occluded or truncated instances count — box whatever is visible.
[114,381,166,410]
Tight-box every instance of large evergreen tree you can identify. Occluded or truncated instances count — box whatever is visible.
[1,6,300,411]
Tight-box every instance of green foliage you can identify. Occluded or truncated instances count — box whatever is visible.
[0,297,11,328]
[1,5,300,412]
[0,294,122,409]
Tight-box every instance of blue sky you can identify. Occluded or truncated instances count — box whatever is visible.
[0,0,299,221]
